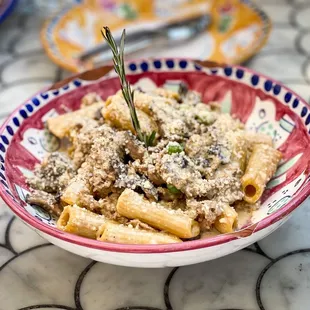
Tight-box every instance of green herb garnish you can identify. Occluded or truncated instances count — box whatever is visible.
[101,26,156,147]
[167,142,183,155]
[167,184,181,194]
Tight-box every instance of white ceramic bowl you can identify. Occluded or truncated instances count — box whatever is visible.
[1,58,309,267]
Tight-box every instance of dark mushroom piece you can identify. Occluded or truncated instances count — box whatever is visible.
[26,190,63,217]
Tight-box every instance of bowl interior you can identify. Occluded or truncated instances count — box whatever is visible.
[1,58,310,249]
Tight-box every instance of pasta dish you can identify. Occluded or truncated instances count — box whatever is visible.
[26,85,282,245]
[26,27,282,245]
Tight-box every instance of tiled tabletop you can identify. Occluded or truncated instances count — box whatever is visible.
[0,1,310,309]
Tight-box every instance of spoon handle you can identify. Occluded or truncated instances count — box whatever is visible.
[93,37,155,66]
[78,30,158,62]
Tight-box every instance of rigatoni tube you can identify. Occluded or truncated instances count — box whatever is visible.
[241,144,282,203]
[116,189,200,238]
[231,134,247,173]
[57,205,108,239]
[97,222,182,244]
[214,204,238,234]
[244,132,273,150]
[47,102,103,138]
[61,178,88,205]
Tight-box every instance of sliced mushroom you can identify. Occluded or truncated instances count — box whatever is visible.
[26,190,63,216]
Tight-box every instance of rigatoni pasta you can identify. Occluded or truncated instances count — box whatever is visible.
[61,177,88,205]
[241,144,282,203]
[97,222,182,244]
[117,189,200,238]
[102,95,158,135]
[230,134,247,173]
[47,102,104,138]
[244,132,273,149]
[57,205,109,239]
[214,204,238,233]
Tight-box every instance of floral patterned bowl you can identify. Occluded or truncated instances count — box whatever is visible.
[0,58,309,268]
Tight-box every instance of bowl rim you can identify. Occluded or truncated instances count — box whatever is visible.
[1,58,310,254]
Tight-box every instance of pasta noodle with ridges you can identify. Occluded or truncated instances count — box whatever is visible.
[241,144,282,203]
[97,222,182,244]
[57,205,110,239]
[214,204,238,233]
[47,102,104,138]
[117,189,200,238]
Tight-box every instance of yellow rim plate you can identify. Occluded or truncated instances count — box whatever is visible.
[41,0,272,73]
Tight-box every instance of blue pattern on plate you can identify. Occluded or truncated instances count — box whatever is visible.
[301,107,308,117]
[224,67,233,76]
[194,64,202,71]
[19,109,28,119]
[273,84,281,95]
[264,80,273,91]
[32,98,40,106]
[251,75,259,86]
[26,104,33,113]
[1,136,9,145]
[6,190,13,197]
[73,80,82,87]
[129,63,137,71]
[166,60,174,68]
[6,126,13,136]
[153,60,162,69]
[0,0,17,24]
[0,172,6,180]
[1,180,8,188]
[285,92,292,103]
[236,69,244,79]
[179,60,188,69]
[292,98,299,108]
[140,62,149,72]
[0,144,5,152]
[13,117,20,127]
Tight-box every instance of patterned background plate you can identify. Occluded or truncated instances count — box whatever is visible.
[0,0,17,24]
[40,0,272,73]
[0,58,309,267]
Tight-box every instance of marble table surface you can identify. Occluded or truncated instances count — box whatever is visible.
[0,1,310,309]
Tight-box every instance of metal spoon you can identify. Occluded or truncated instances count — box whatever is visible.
[77,14,211,64]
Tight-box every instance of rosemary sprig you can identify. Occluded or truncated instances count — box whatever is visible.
[101,26,156,147]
